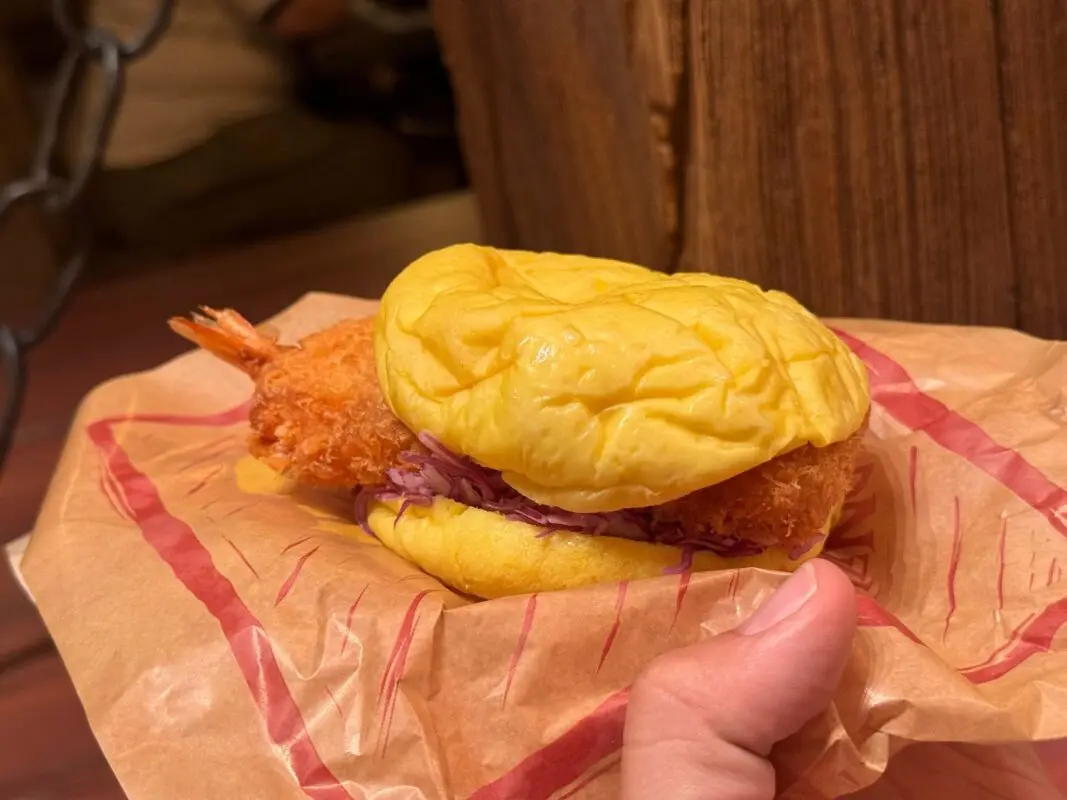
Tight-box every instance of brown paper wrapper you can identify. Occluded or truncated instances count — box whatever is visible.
[21,293,1067,799]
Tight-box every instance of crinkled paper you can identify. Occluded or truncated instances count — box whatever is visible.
[22,294,1067,798]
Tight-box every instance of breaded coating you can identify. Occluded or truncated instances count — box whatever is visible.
[168,309,419,487]
[170,307,863,551]
[653,425,865,549]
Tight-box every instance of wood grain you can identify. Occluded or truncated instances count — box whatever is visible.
[994,1,1067,340]
[684,0,1016,323]
[436,0,1066,335]
[627,0,688,264]
[433,0,671,267]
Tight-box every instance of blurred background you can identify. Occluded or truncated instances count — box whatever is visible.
[2,0,469,297]
[2,1,1066,797]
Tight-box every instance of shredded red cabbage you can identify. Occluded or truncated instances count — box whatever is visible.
[355,434,821,563]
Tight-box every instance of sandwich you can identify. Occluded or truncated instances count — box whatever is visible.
[170,244,871,599]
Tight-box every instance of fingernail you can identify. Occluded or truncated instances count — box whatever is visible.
[736,561,818,636]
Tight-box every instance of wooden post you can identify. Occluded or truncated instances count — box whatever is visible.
[434,0,1067,338]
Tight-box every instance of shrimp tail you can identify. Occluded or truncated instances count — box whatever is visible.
[168,306,282,375]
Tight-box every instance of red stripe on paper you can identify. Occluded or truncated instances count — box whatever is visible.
[855,592,923,645]
[377,590,430,704]
[943,497,963,641]
[596,581,629,675]
[671,570,692,630]
[275,546,319,606]
[469,689,630,800]
[835,329,1067,538]
[281,535,315,555]
[221,533,259,580]
[339,585,369,657]
[502,594,538,707]
[379,612,420,756]
[88,406,352,800]
[996,519,1008,611]
[908,445,919,519]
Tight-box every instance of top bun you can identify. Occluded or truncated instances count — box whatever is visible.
[375,244,869,513]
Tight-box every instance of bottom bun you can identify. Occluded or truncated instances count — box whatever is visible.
[367,497,838,599]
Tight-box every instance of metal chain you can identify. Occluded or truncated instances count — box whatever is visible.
[0,0,175,478]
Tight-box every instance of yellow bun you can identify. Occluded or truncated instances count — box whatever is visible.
[375,244,869,513]
[367,497,833,599]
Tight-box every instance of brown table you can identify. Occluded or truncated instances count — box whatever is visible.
[0,191,481,799]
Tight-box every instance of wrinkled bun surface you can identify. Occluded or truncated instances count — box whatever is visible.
[367,497,832,599]
[375,244,870,513]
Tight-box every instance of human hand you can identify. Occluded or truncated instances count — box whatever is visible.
[621,560,857,799]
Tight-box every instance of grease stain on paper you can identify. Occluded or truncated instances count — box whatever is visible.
[234,455,376,543]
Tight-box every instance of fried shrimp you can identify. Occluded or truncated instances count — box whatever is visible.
[653,426,865,550]
[171,247,871,595]
[168,308,419,487]
[170,307,860,552]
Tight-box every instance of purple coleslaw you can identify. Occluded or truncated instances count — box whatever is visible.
[354,434,824,564]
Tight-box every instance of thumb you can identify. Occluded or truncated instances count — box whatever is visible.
[621,559,857,800]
